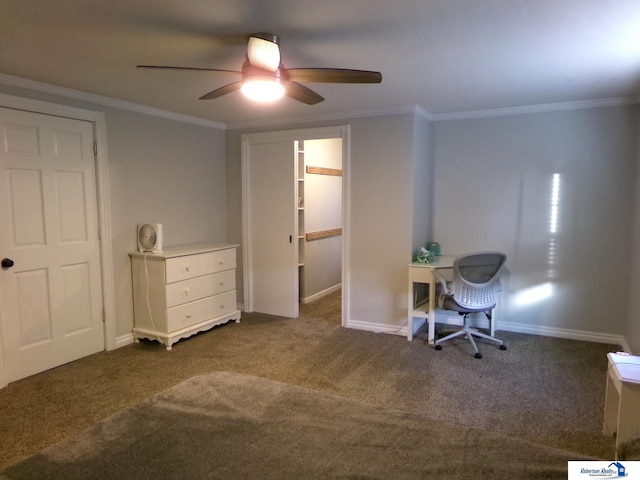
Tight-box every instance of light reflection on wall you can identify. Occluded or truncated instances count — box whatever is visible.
[513,173,560,307]
[548,173,560,279]
[513,282,553,307]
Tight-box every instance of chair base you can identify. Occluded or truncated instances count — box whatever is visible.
[434,324,506,359]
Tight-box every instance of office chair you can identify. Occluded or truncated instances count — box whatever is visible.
[433,252,507,359]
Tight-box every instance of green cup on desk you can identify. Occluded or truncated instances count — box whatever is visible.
[427,242,441,256]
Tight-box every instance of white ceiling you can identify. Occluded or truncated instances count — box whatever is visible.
[2,0,640,127]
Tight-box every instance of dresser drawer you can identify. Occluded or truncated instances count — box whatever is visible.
[166,290,237,332]
[165,248,236,283]
[165,269,235,308]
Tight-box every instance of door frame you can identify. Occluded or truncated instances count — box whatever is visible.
[0,94,116,388]
[241,125,350,325]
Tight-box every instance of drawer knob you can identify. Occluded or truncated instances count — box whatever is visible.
[220,304,225,309]
[219,259,225,265]
[219,281,224,286]
[186,314,192,319]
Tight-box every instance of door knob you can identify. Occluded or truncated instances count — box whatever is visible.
[1,258,14,269]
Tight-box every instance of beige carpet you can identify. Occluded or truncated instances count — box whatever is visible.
[2,371,593,479]
[0,290,619,471]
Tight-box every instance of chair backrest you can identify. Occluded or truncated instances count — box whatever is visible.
[451,252,506,310]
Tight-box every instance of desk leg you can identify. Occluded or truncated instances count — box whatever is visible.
[428,277,436,344]
[407,275,414,341]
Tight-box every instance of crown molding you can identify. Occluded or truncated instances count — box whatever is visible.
[226,104,433,130]
[0,73,429,130]
[430,96,640,121]
[0,74,226,130]
[413,105,434,121]
[2,73,636,129]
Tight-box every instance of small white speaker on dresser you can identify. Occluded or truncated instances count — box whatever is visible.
[137,223,163,253]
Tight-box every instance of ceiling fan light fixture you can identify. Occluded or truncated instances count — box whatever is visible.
[241,78,285,102]
[247,34,281,72]
[139,32,381,106]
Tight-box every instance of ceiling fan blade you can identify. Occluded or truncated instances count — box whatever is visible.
[199,81,243,100]
[284,81,324,105]
[285,68,382,84]
[137,65,241,74]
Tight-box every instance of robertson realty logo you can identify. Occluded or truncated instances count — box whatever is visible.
[569,461,640,479]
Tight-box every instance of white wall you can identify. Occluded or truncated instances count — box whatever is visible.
[626,117,640,353]
[346,114,418,329]
[433,105,639,344]
[412,112,433,256]
[301,138,343,300]
[102,110,227,337]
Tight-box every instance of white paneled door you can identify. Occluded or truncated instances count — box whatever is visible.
[245,140,299,318]
[0,107,104,383]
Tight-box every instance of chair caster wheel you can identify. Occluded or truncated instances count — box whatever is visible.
[500,345,507,350]
[474,353,482,359]
[435,345,442,351]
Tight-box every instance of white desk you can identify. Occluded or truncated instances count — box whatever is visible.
[604,352,640,456]
[407,256,455,344]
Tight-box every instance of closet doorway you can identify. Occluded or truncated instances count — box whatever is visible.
[241,125,349,323]
[298,138,343,305]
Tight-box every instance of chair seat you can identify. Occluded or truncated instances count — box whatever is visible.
[440,295,496,313]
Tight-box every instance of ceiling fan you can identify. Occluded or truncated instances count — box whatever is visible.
[137,33,382,105]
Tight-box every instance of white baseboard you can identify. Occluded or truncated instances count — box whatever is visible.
[300,284,341,304]
[118,306,629,352]
[347,319,408,336]
[114,333,135,349]
[498,320,629,351]
[346,317,629,351]
[348,314,470,337]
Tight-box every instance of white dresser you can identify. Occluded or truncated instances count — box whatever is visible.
[130,243,241,350]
